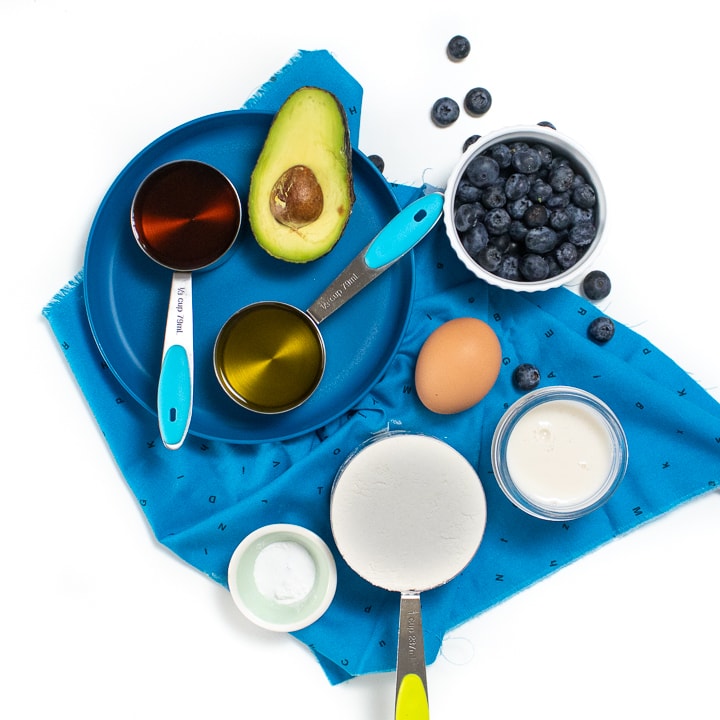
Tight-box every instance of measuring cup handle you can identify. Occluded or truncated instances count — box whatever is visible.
[157,271,194,450]
[395,592,430,720]
[364,192,444,270]
[306,193,443,325]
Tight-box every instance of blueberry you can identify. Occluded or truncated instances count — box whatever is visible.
[454,202,485,232]
[464,87,492,116]
[463,135,481,153]
[431,97,460,127]
[484,207,512,235]
[566,205,594,225]
[530,179,553,204]
[519,254,550,281]
[537,120,556,130]
[455,179,482,203]
[481,183,506,209]
[549,208,571,231]
[497,254,521,281]
[588,316,615,343]
[533,144,553,167]
[505,173,530,200]
[488,144,513,168]
[508,219,529,242]
[507,196,533,220]
[572,183,597,209]
[549,164,575,192]
[545,190,570,209]
[476,245,503,271]
[525,226,558,253]
[465,154,500,187]
[368,154,384,173]
[523,203,549,228]
[582,270,612,300]
[489,233,513,253]
[512,147,542,174]
[555,241,578,269]
[569,221,596,247]
[447,35,471,61]
[513,363,541,391]
[461,222,490,256]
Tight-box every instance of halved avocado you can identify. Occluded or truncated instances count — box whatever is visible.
[248,86,355,263]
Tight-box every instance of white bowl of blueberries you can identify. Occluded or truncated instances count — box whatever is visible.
[444,125,606,292]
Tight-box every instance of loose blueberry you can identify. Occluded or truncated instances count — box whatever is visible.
[513,363,541,391]
[519,254,550,281]
[447,35,471,61]
[537,120,556,130]
[464,87,492,116]
[582,270,612,300]
[463,135,481,152]
[431,97,460,127]
[368,154,385,173]
[588,316,615,343]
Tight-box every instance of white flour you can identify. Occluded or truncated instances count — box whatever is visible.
[330,433,487,593]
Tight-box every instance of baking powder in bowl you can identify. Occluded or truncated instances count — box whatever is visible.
[253,541,316,605]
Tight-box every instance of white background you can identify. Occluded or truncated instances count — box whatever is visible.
[3,1,719,718]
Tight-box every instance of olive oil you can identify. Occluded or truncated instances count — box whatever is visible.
[215,302,324,413]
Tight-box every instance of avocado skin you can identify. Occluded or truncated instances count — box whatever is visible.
[248,86,355,263]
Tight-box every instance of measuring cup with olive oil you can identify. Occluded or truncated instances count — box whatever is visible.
[214,193,444,414]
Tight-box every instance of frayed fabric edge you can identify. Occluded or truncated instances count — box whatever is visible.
[42,270,84,319]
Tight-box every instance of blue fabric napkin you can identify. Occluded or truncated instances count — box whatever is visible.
[43,50,720,686]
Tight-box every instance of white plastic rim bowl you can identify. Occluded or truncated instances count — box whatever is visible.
[444,125,607,292]
[227,523,337,632]
[491,386,628,521]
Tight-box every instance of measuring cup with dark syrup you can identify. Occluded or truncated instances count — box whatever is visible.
[131,160,242,450]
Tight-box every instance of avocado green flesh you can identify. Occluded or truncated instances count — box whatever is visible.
[248,86,355,263]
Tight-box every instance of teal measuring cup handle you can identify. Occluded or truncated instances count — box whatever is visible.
[157,271,194,450]
[364,192,444,270]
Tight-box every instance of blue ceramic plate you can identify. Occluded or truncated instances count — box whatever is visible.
[84,109,412,444]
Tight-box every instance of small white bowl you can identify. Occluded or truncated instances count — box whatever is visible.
[227,523,337,632]
[444,125,607,292]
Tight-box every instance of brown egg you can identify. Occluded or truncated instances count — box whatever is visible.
[415,317,502,414]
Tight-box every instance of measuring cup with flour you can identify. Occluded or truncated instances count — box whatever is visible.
[330,432,487,720]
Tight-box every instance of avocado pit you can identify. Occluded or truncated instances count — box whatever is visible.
[270,165,324,229]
